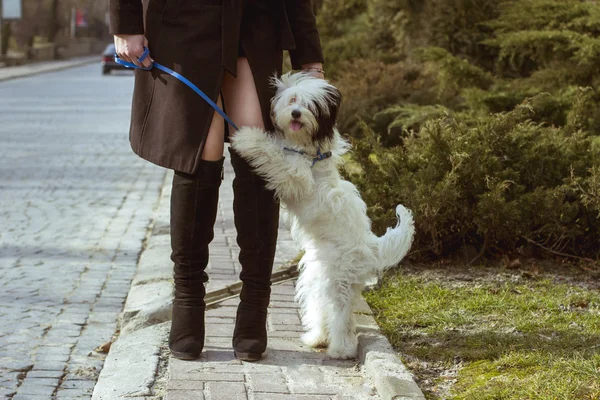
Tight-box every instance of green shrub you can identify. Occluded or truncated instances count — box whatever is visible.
[344,94,600,259]
[317,0,373,73]
[483,0,600,82]
[365,0,502,63]
[317,0,600,261]
[333,59,438,136]
[372,104,450,147]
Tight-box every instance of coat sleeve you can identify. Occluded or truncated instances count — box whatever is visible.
[284,0,325,70]
[109,0,145,35]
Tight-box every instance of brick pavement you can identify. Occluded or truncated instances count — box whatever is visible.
[0,65,165,399]
[165,281,380,400]
[137,150,380,399]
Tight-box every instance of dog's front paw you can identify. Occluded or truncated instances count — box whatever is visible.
[230,127,267,151]
[301,330,329,349]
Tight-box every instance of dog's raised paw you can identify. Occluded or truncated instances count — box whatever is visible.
[301,330,329,348]
[229,127,267,154]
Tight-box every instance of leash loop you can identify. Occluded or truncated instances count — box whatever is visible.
[114,48,238,131]
[137,47,150,63]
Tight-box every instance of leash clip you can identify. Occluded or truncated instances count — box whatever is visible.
[311,148,332,166]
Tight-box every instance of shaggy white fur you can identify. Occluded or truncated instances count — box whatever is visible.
[230,72,415,359]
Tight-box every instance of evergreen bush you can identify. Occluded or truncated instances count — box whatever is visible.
[316,0,600,260]
[344,94,600,259]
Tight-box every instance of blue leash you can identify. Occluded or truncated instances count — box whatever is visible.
[115,47,238,131]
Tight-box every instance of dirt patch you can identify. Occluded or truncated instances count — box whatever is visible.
[399,259,600,291]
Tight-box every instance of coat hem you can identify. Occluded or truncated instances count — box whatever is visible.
[130,139,191,174]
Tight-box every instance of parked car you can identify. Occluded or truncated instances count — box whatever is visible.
[101,43,129,75]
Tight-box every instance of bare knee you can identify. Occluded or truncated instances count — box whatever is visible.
[222,58,265,130]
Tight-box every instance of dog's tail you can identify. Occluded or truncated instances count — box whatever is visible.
[375,204,415,271]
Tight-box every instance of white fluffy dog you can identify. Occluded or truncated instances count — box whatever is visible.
[230,72,415,359]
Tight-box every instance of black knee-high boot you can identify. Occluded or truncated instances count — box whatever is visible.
[169,157,224,360]
[228,147,280,361]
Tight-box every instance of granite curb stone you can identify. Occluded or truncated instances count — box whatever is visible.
[91,322,169,399]
[356,296,426,400]
[0,55,99,82]
[119,173,174,336]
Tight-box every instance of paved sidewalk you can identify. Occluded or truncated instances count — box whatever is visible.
[163,150,380,399]
[166,281,380,400]
[0,55,98,82]
[94,146,424,399]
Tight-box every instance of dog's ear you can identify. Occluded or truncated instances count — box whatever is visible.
[313,86,342,143]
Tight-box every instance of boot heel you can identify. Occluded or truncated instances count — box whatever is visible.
[232,300,269,360]
[169,306,206,359]
[234,351,263,362]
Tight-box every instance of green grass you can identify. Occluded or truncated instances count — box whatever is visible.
[364,268,600,400]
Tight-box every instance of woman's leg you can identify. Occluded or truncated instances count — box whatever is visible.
[168,97,226,359]
[200,96,226,160]
[223,57,280,361]
[222,58,265,129]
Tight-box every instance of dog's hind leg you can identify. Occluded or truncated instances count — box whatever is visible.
[296,257,329,348]
[325,278,359,359]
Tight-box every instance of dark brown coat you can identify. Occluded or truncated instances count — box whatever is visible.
[109,0,324,174]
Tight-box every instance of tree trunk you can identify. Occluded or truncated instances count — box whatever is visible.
[47,0,59,41]
[26,34,35,60]
[47,0,59,59]
[1,22,11,57]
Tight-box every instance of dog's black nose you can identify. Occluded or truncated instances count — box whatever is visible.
[291,109,301,119]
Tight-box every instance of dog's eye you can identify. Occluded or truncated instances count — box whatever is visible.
[289,96,296,105]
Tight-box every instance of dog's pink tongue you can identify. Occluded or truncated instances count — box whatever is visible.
[290,121,302,132]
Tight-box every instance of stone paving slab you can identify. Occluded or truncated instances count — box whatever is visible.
[153,149,425,399]
[93,323,169,400]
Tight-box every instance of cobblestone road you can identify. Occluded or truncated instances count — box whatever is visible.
[0,65,166,399]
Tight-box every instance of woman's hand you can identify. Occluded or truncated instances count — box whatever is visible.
[114,34,153,68]
[302,62,325,79]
